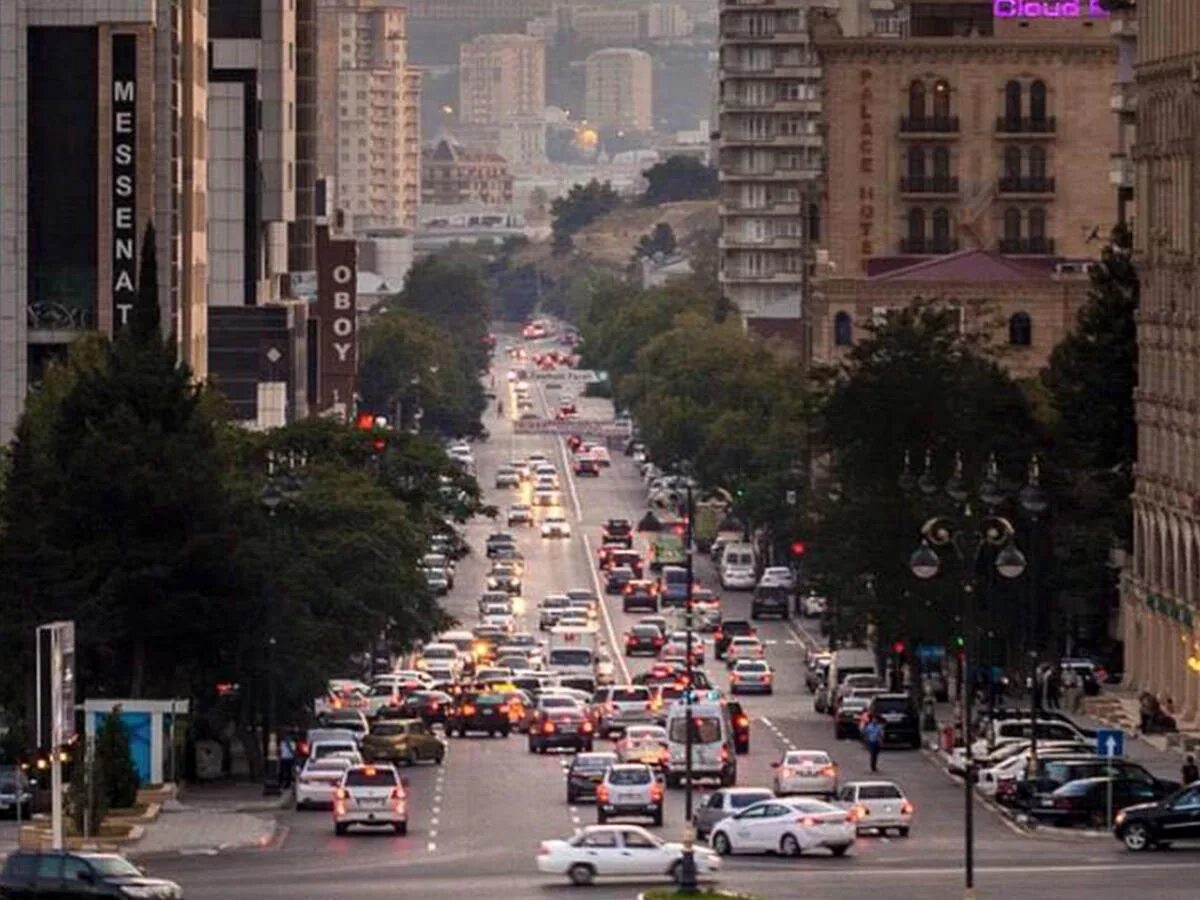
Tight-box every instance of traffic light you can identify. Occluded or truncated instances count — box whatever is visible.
[892,640,906,655]
[790,540,807,558]
[355,411,375,431]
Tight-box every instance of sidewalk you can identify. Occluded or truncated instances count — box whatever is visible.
[129,781,287,858]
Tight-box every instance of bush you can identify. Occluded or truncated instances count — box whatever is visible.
[96,707,140,809]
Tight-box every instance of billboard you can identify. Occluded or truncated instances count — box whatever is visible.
[315,224,358,416]
[36,621,76,748]
[111,34,138,330]
[993,1,1109,18]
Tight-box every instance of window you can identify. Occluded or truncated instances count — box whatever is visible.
[1009,312,1032,346]
[834,312,853,346]
[907,207,926,241]
[60,857,92,883]
[908,80,926,121]
[1004,207,1022,242]
[933,146,950,179]
[1028,207,1046,240]
[1004,146,1022,180]
[1029,145,1046,179]
[932,79,951,119]
[807,203,821,243]
[579,831,618,848]
[932,208,950,245]
[36,855,62,880]
[908,146,926,179]
[735,804,771,819]
[623,830,658,849]
[1030,80,1047,122]
[1004,80,1022,124]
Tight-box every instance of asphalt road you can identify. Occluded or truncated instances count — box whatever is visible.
[148,337,1200,899]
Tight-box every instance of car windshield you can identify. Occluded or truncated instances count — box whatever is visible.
[873,697,913,714]
[738,662,768,673]
[609,768,652,786]
[574,755,617,772]
[731,791,774,809]
[611,689,648,702]
[860,784,904,800]
[314,743,357,759]
[88,857,143,877]
[786,752,830,765]
[345,768,399,787]
[549,649,593,666]
[371,722,408,736]
[633,626,658,637]
[669,716,722,743]
[543,697,577,709]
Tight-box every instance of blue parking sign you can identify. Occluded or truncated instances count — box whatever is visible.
[1096,728,1124,758]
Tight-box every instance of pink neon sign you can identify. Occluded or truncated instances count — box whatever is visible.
[993,0,1110,17]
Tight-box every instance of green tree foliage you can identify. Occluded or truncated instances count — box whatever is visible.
[641,156,719,205]
[808,306,1039,647]
[634,223,678,261]
[359,308,486,437]
[391,255,491,374]
[550,179,622,250]
[95,708,140,809]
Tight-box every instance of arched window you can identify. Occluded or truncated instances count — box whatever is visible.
[932,80,951,120]
[834,311,853,346]
[932,207,950,247]
[933,146,950,180]
[1004,207,1022,242]
[1009,311,1032,346]
[1030,80,1047,124]
[908,80,926,122]
[1004,80,1022,126]
[1028,207,1046,240]
[1004,145,1022,180]
[908,146,926,179]
[1029,145,1046,179]
[807,202,821,243]
[907,207,926,242]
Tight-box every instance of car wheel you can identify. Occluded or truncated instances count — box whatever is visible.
[567,790,576,803]
[1122,823,1152,852]
[830,844,850,858]
[405,751,417,767]
[781,833,802,857]
[670,860,684,884]
[394,821,408,835]
[538,744,547,755]
[334,823,348,836]
[898,827,910,838]
[501,728,511,738]
[528,741,537,754]
[568,863,595,886]
[597,810,607,824]
[712,832,732,856]
[654,809,663,827]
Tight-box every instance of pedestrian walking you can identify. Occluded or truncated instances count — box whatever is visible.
[279,732,296,790]
[863,717,884,773]
[1046,667,1061,710]
[1182,755,1199,785]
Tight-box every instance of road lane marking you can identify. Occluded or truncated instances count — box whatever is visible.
[432,805,440,814]
[427,842,437,852]
[582,531,631,683]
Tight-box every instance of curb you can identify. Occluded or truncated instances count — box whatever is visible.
[128,818,284,861]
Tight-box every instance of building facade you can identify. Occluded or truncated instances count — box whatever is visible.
[316,0,421,234]
[584,47,653,132]
[458,33,545,125]
[716,0,903,329]
[422,137,514,207]
[0,0,209,442]
[1122,0,1200,723]
[289,0,318,272]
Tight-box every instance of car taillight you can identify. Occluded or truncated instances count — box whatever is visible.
[780,766,793,779]
[430,702,440,711]
[332,697,343,709]
[298,741,309,756]
[720,746,730,763]
[596,786,609,803]
[581,721,594,733]
[651,783,664,802]
[538,843,551,856]
[499,704,510,714]
[795,815,816,827]
[335,788,349,801]
[461,705,476,715]
[543,721,556,734]
[390,788,405,802]
[821,766,836,778]
[730,673,740,683]
[653,638,663,646]
[735,715,749,729]
[901,801,913,815]
[1054,797,1076,809]
[763,673,773,682]
[851,804,867,820]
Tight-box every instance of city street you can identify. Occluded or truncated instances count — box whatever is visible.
[145,340,1200,899]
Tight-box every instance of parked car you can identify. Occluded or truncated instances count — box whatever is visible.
[1031,776,1173,829]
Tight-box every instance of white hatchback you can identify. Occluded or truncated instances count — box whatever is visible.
[710,797,855,857]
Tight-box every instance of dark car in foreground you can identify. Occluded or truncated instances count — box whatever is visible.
[1114,783,1200,850]
[1031,776,1173,829]
[1,852,182,899]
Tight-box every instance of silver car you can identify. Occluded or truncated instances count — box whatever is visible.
[772,750,838,797]
[692,787,776,840]
[834,780,913,836]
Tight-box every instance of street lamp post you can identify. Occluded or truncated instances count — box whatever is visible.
[1018,456,1048,774]
[678,482,699,893]
[905,452,1027,899]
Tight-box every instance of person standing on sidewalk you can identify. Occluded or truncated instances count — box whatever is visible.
[279,732,296,790]
[863,717,884,773]
[1182,754,1199,786]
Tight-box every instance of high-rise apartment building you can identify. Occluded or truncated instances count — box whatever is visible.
[459,33,545,125]
[584,48,653,132]
[317,0,421,232]
[0,0,209,442]
[1122,0,1200,722]
[289,0,319,272]
[717,0,902,328]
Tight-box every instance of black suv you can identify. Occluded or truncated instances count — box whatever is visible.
[1014,756,1177,810]
[485,532,516,557]
[622,581,659,614]
[446,692,512,737]
[866,694,921,749]
[726,700,750,754]
[529,709,595,753]
[715,620,755,660]
[750,585,790,620]
[1115,783,1200,850]
[0,851,182,899]
[602,519,634,548]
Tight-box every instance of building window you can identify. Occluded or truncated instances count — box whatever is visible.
[933,146,950,179]
[1030,80,1047,123]
[1004,145,1022,180]
[908,207,926,242]
[834,311,853,346]
[1029,145,1046,179]
[1009,311,1032,346]
[807,202,820,243]
[1004,80,1022,125]
[908,146,926,179]
[932,207,950,245]
[1029,207,1046,240]
[932,80,951,119]
[1004,207,1022,242]
[908,80,926,121]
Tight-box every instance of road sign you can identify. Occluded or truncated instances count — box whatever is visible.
[530,369,600,383]
[1096,728,1124,758]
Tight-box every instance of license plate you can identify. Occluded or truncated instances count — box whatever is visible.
[617,793,641,803]
[560,725,577,733]
[361,798,386,807]
[1040,799,1054,807]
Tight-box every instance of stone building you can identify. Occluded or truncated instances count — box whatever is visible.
[422,137,514,207]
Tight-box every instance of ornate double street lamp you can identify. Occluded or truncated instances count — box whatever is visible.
[903,451,1028,899]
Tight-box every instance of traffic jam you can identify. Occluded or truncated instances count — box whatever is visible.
[291,322,1190,891]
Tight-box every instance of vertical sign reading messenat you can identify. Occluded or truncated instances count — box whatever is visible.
[315,224,358,415]
[859,69,875,265]
[112,34,137,330]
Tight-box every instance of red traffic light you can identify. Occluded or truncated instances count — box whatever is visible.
[355,412,375,431]
[672,524,686,536]
[790,541,807,557]
[372,436,386,452]
[892,641,906,655]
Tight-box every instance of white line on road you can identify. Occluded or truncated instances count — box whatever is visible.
[583,532,632,683]
[432,805,441,814]
[427,842,437,852]
[430,817,439,826]
[569,806,578,814]
[760,716,774,729]
[571,815,581,826]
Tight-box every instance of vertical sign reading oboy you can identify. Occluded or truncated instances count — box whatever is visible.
[112,35,137,330]
[315,224,358,416]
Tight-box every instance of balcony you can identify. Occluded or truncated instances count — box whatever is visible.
[1110,9,1138,37]
[899,237,959,255]
[1111,81,1137,116]
[997,238,1056,255]
[900,175,959,195]
[719,234,804,250]
[1110,153,1134,188]
[996,116,1057,136]
[998,176,1056,195]
[899,115,959,136]
[719,198,803,216]
[720,131,822,148]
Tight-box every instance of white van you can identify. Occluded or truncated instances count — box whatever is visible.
[719,543,757,591]
[828,648,879,693]
[663,701,736,788]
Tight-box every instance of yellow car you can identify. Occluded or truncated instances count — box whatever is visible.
[360,719,445,766]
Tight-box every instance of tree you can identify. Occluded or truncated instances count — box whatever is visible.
[95,707,140,809]
[641,156,719,205]
[550,179,622,249]
[392,255,491,374]
[634,223,677,260]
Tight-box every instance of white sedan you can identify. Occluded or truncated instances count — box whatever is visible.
[758,566,795,590]
[537,825,720,886]
[541,516,572,539]
[710,798,855,857]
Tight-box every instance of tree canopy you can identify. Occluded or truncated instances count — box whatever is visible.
[550,179,623,251]
[641,156,719,205]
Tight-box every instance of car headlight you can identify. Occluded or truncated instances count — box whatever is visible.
[1114,810,1126,826]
